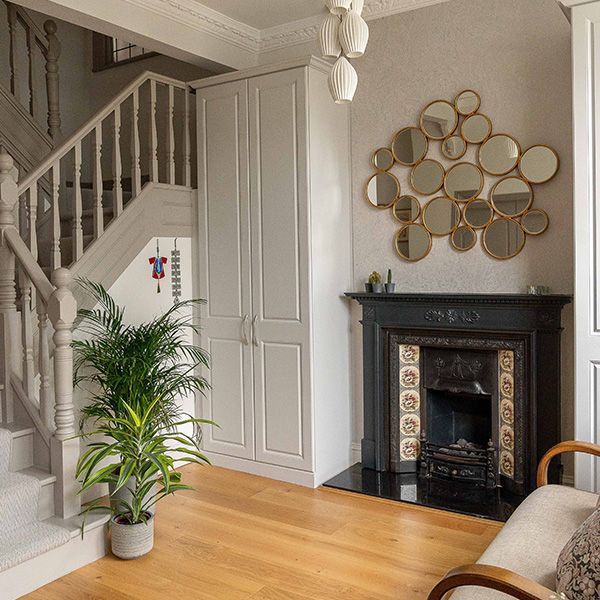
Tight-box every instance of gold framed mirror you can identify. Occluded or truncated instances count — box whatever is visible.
[451,225,477,251]
[366,171,400,209]
[455,90,481,116]
[521,208,549,235]
[479,134,521,176]
[422,197,461,236]
[372,147,394,171]
[392,127,428,166]
[464,198,494,229]
[419,100,458,140]
[482,218,526,260]
[441,135,467,160]
[490,176,533,218]
[410,159,445,195]
[444,162,484,201]
[395,223,432,262]
[461,114,492,144]
[519,145,559,184]
[393,195,421,224]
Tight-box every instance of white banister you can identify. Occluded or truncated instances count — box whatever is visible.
[72,141,83,261]
[50,160,60,270]
[37,298,51,431]
[92,123,103,239]
[149,80,159,182]
[167,85,175,185]
[131,87,142,197]
[18,270,34,398]
[112,106,123,217]
[26,184,37,261]
[184,90,191,187]
[44,20,61,140]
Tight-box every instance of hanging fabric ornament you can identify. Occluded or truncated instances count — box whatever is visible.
[171,238,181,304]
[149,238,167,293]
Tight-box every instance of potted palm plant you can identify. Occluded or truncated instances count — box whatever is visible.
[73,279,214,559]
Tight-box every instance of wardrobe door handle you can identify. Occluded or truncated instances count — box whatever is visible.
[241,314,249,345]
[252,315,259,347]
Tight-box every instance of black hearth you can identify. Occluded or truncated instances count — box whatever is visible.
[324,293,571,521]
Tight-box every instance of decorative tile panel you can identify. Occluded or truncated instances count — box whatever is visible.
[398,345,421,464]
[498,350,515,479]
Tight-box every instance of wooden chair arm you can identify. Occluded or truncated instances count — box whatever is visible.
[537,440,600,487]
[427,564,556,600]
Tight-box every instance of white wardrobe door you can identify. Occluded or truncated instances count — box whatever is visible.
[197,80,255,459]
[248,68,313,471]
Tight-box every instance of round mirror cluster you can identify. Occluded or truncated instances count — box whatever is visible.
[365,90,557,261]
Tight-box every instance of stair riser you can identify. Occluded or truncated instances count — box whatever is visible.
[9,432,33,471]
[38,481,55,521]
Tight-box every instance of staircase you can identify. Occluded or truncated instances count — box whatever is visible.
[0,59,195,597]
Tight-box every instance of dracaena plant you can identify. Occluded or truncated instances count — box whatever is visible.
[77,397,213,524]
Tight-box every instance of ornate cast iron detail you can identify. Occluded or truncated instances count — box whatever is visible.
[363,305,376,322]
[424,309,481,325]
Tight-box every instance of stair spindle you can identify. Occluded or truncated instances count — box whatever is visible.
[92,123,103,239]
[113,106,123,217]
[8,5,18,99]
[149,79,159,182]
[44,20,61,140]
[73,141,83,260]
[131,88,142,197]
[26,24,35,117]
[50,161,61,270]
[184,89,191,187]
[27,185,38,262]
[37,299,52,431]
[18,270,35,398]
[167,84,175,184]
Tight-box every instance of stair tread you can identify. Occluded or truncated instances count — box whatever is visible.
[18,467,56,486]
[0,423,35,438]
[45,512,109,539]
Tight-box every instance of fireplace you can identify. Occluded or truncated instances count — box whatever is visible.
[325,293,571,521]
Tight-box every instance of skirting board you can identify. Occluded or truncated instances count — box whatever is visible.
[204,451,317,488]
[0,518,107,599]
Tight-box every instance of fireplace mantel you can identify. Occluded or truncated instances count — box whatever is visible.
[346,292,572,497]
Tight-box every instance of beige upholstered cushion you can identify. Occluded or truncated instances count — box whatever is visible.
[452,485,598,600]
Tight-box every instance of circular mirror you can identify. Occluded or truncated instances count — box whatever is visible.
[411,160,445,195]
[455,90,481,116]
[519,145,559,184]
[464,198,493,229]
[451,225,477,251]
[444,162,484,201]
[395,224,432,262]
[420,100,458,140]
[423,197,461,236]
[490,176,533,217]
[442,136,467,160]
[461,114,492,144]
[366,172,400,209]
[392,127,428,166]
[521,209,549,235]
[372,147,394,171]
[482,218,526,259]
[393,195,421,224]
[479,134,521,176]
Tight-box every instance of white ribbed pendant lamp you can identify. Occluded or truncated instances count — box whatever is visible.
[340,10,369,58]
[352,0,365,15]
[325,0,352,15]
[319,13,342,58]
[328,57,358,104]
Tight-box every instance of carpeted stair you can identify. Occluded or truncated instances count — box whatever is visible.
[0,428,70,572]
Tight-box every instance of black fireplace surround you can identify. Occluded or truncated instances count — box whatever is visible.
[327,293,571,518]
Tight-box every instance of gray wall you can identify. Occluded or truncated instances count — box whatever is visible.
[349,0,574,474]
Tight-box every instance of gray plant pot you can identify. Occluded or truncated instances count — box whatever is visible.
[385,283,396,293]
[109,476,157,515]
[371,283,384,293]
[111,513,154,560]
[365,283,373,293]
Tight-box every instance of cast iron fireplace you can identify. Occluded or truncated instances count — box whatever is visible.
[324,293,571,521]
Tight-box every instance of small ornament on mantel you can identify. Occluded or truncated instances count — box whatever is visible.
[149,238,167,293]
[171,238,182,304]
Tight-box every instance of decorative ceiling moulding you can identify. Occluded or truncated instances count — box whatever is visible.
[121,0,452,57]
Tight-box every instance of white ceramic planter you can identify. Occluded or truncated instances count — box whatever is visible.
[111,514,154,560]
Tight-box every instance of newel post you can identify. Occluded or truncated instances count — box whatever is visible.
[48,266,79,518]
[0,149,19,423]
[44,20,61,140]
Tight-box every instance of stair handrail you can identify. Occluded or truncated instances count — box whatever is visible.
[0,148,79,518]
[17,71,189,197]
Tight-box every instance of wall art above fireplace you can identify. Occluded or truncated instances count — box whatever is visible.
[365,90,558,262]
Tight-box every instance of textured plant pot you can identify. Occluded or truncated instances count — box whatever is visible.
[385,283,396,293]
[365,283,373,292]
[371,283,384,293]
[111,514,154,560]
[109,476,157,515]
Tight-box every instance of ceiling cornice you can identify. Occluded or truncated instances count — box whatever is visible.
[121,0,451,55]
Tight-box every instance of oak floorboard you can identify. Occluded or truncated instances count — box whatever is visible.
[25,465,501,600]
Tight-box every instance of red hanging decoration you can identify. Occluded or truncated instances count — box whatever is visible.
[149,239,168,293]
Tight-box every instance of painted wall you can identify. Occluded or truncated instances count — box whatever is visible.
[348,0,574,475]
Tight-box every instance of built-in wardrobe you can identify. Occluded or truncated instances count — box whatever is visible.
[191,57,353,487]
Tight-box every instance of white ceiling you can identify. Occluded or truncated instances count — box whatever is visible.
[195,0,326,29]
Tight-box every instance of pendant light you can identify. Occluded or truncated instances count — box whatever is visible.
[340,8,369,58]
[325,0,352,15]
[328,57,358,104]
[319,13,342,58]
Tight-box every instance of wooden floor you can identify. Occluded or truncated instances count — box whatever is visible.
[26,465,501,600]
